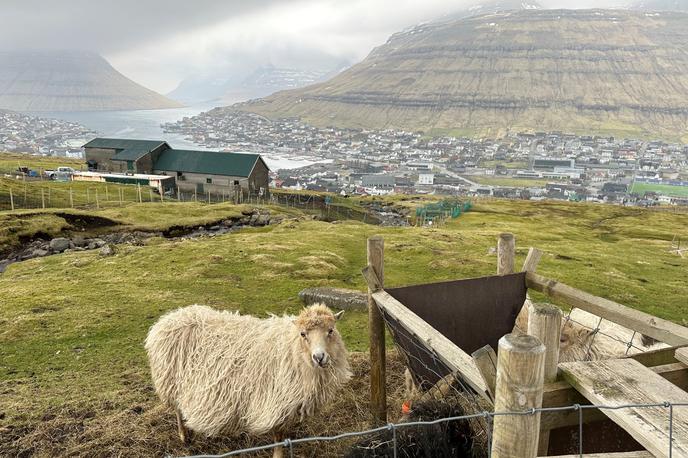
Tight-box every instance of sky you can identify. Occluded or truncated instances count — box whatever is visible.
[2,0,631,94]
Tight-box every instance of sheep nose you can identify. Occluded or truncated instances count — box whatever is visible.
[312,352,326,365]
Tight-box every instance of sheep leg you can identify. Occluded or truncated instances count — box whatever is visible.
[176,409,190,444]
[272,431,284,458]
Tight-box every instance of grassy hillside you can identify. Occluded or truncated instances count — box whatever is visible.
[1,198,687,456]
[239,9,688,141]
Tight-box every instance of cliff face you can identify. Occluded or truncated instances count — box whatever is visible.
[239,9,688,138]
[0,51,183,112]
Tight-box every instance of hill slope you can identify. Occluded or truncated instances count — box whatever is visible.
[0,50,183,112]
[237,9,688,139]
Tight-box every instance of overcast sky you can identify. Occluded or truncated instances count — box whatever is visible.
[2,0,629,94]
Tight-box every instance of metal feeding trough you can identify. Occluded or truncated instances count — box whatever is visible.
[382,272,527,391]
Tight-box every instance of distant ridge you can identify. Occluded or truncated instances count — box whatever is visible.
[236,9,688,140]
[0,50,183,112]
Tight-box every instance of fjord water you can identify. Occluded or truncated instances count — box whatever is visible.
[25,104,318,170]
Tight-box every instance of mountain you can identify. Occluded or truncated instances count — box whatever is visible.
[236,9,688,139]
[168,65,342,105]
[631,0,688,12]
[0,50,183,112]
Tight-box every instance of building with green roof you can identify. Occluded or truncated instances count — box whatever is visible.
[83,138,269,196]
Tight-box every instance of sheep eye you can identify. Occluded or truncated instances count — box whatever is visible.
[300,331,306,338]
[327,329,334,336]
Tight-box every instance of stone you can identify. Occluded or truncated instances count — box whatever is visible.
[99,244,116,257]
[72,236,87,247]
[209,225,221,231]
[255,215,270,226]
[32,249,49,257]
[298,287,368,311]
[49,238,70,253]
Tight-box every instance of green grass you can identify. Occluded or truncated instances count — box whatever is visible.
[1,198,687,454]
[631,181,688,198]
[466,175,550,187]
[479,160,529,170]
[0,152,84,175]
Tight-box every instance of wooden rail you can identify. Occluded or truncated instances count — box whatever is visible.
[525,271,688,346]
[370,289,489,398]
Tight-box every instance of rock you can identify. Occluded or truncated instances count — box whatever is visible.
[241,209,255,216]
[255,215,270,226]
[249,214,259,224]
[220,219,234,227]
[32,249,49,257]
[298,287,368,311]
[99,244,116,257]
[93,239,106,248]
[72,236,87,247]
[209,225,221,231]
[49,238,70,253]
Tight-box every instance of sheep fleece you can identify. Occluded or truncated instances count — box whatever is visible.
[145,305,352,436]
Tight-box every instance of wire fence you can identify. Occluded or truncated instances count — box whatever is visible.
[179,402,688,458]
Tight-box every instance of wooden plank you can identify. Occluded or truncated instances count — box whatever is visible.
[631,344,688,367]
[371,290,489,398]
[522,247,543,273]
[541,362,688,430]
[526,271,688,346]
[676,348,688,366]
[560,358,688,457]
[543,452,653,458]
[471,345,497,402]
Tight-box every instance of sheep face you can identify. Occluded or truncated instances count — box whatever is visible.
[294,304,346,369]
[559,319,595,362]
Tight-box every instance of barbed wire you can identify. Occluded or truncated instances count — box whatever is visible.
[179,402,688,458]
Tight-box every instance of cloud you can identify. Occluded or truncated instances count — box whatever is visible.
[1,0,633,93]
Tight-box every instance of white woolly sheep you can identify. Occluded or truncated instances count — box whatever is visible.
[145,303,351,458]
[515,298,660,362]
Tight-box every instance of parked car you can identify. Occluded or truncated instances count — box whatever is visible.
[44,166,76,180]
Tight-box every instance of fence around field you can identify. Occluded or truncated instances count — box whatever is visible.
[181,233,688,457]
[180,402,688,458]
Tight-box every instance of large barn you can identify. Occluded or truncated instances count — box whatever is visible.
[83,138,270,196]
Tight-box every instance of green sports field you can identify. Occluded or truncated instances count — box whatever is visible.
[631,181,688,198]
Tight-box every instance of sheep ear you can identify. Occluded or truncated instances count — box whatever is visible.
[334,310,345,321]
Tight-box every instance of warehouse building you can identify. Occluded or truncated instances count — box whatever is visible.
[83,138,269,196]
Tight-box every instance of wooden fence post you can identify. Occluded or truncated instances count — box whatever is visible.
[177,186,181,201]
[69,188,73,208]
[41,188,45,209]
[492,333,546,458]
[149,188,153,202]
[527,304,562,455]
[87,188,90,203]
[9,188,14,211]
[367,236,386,424]
[105,185,109,202]
[497,233,515,275]
[119,188,123,206]
[95,189,100,209]
[137,184,142,203]
[522,247,543,273]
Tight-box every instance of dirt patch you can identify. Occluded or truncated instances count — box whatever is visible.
[54,212,120,231]
[0,352,413,458]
